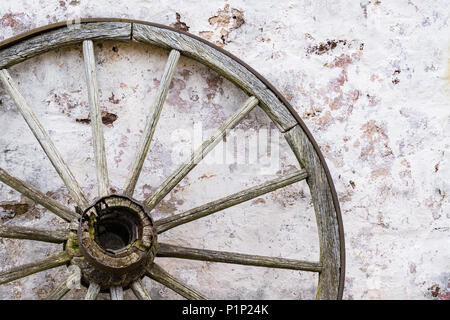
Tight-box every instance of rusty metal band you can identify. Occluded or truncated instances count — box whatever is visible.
[0,18,345,299]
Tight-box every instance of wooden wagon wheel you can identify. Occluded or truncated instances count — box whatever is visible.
[0,18,345,300]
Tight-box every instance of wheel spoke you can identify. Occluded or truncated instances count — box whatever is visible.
[0,225,69,243]
[146,263,207,300]
[144,96,258,211]
[0,69,89,209]
[110,286,123,300]
[85,282,101,300]
[0,250,72,285]
[131,278,151,300]
[123,49,180,197]
[155,169,307,233]
[82,40,109,197]
[44,265,81,300]
[157,243,322,272]
[0,167,78,221]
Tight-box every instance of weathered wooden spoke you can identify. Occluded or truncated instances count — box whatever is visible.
[0,69,89,209]
[131,279,152,300]
[82,40,109,197]
[123,49,180,197]
[155,169,308,233]
[147,263,207,300]
[110,286,123,300]
[157,243,322,272]
[0,225,69,243]
[85,282,101,300]
[44,265,81,300]
[144,96,258,211]
[0,167,77,221]
[0,251,72,285]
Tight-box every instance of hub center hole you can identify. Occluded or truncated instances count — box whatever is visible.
[97,220,131,251]
[95,209,140,252]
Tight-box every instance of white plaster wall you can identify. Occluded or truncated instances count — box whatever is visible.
[0,0,448,300]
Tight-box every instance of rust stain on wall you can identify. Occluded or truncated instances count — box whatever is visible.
[76,110,118,126]
[170,12,190,32]
[0,196,41,222]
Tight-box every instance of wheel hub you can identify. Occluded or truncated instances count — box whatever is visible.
[75,195,157,289]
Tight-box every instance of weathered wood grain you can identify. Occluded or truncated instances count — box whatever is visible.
[146,263,206,300]
[0,251,72,285]
[85,282,101,300]
[0,22,131,69]
[0,167,78,221]
[0,225,69,243]
[284,125,342,299]
[133,23,297,132]
[0,69,89,210]
[83,40,109,197]
[123,49,180,196]
[131,279,152,300]
[110,286,123,300]
[155,169,308,233]
[45,265,81,300]
[157,243,323,272]
[144,96,258,211]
